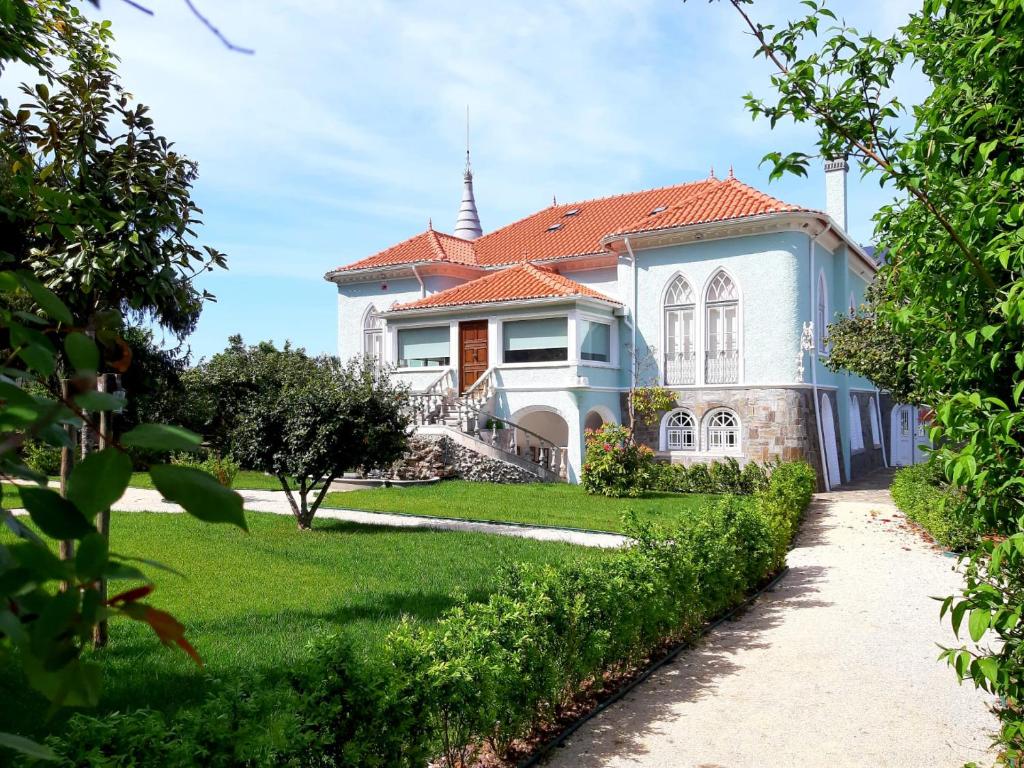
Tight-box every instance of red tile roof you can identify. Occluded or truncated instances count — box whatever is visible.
[392,263,619,311]
[329,176,811,275]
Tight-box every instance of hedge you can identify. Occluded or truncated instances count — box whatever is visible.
[890,461,974,551]
[31,461,817,768]
[651,456,771,495]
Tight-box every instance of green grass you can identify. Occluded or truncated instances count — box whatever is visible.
[323,480,720,533]
[0,510,603,737]
[127,470,290,491]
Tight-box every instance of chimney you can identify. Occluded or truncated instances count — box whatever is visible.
[824,156,848,231]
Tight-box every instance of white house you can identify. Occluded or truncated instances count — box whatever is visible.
[325,155,918,488]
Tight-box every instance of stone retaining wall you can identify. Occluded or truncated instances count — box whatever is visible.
[385,434,542,484]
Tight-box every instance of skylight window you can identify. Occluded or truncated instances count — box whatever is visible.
[564,209,580,217]
[546,223,562,232]
[649,205,668,215]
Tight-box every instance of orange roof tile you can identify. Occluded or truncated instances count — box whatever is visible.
[392,263,619,311]
[329,176,813,275]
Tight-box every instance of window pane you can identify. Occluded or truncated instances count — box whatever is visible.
[398,326,450,367]
[580,320,610,362]
[503,318,568,363]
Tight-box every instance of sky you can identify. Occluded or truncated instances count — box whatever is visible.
[8,0,925,361]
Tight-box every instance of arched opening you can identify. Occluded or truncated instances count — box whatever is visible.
[584,410,606,432]
[661,409,697,451]
[704,407,741,453]
[511,407,570,477]
[663,274,696,385]
[816,271,829,353]
[362,305,383,364]
[820,394,841,486]
[705,270,739,384]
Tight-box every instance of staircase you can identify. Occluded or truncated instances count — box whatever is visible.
[405,368,568,481]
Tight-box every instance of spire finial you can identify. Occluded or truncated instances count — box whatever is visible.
[464,105,471,176]
[428,217,433,230]
[728,164,735,179]
[553,194,558,206]
[708,165,716,180]
[454,107,483,240]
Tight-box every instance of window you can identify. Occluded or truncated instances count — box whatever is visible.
[705,408,740,452]
[664,410,696,451]
[849,291,857,316]
[849,395,864,451]
[580,319,610,363]
[817,271,829,353]
[664,275,696,385]
[363,305,383,362]
[397,326,450,368]
[502,318,568,364]
[705,271,739,384]
[868,398,881,447]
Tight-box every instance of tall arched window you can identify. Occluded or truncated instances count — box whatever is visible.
[868,397,882,447]
[705,408,740,452]
[362,305,383,363]
[849,394,864,451]
[662,409,696,451]
[663,275,695,385]
[705,271,739,384]
[817,271,829,353]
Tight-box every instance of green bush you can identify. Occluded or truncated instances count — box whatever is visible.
[36,462,815,768]
[21,439,61,476]
[170,451,240,488]
[581,423,656,497]
[891,461,973,551]
[652,457,772,496]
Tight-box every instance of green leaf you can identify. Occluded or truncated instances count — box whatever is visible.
[121,424,202,452]
[65,332,99,372]
[149,465,247,531]
[75,532,109,582]
[73,391,123,412]
[0,732,58,761]
[978,656,1000,685]
[66,448,132,517]
[18,274,72,326]
[8,542,72,582]
[19,487,95,539]
[968,608,990,643]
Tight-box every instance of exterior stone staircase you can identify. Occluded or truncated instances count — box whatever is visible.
[406,368,567,482]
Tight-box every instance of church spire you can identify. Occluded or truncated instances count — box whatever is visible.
[454,107,483,240]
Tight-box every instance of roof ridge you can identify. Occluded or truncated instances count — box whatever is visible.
[425,228,447,261]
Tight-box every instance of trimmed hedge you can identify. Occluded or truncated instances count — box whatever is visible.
[652,457,771,495]
[890,461,974,551]
[32,462,817,768]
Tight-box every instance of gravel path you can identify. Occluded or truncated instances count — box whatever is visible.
[544,471,999,767]
[101,487,628,549]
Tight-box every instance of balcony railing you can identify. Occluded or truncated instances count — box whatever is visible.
[705,349,739,384]
[664,352,696,386]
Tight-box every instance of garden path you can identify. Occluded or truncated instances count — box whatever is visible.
[544,470,1000,767]
[101,487,628,548]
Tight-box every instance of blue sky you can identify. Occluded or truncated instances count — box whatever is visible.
[20,0,923,360]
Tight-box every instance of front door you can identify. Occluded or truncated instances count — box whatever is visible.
[891,405,915,466]
[459,320,489,393]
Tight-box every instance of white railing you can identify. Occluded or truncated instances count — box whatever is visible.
[461,366,495,409]
[405,368,456,426]
[705,350,739,384]
[459,397,567,480]
[664,352,696,385]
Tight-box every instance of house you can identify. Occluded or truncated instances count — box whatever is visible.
[325,154,904,489]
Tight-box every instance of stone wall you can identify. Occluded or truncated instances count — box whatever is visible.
[385,434,542,484]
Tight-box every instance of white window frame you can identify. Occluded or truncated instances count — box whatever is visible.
[500,315,570,366]
[660,408,697,452]
[868,397,882,447]
[577,313,616,368]
[662,273,697,386]
[704,407,741,454]
[703,270,741,385]
[362,305,384,364]
[849,394,865,452]
[817,270,829,354]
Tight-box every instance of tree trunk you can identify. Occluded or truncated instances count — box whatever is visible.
[92,373,111,649]
[58,379,76,590]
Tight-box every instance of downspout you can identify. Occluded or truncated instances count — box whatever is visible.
[624,236,638,392]
[809,222,833,491]
[411,265,426,298]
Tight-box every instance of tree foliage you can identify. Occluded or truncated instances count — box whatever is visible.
[710,0,1024,756]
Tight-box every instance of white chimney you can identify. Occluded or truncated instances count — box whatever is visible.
[824,156,848,231]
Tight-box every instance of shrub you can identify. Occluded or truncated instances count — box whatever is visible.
[171,451,240,488]
[21,439,61,476]
[38,463,816,768]
[891,461,973,551]
[581,423,656,498]
[708,457,743,493]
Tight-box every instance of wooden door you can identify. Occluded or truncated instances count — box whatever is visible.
[459,320,489,392]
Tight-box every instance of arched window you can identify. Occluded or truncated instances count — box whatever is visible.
[663,275,695,385]
[662,409,696,451]
[362,305,383,362]
[816,271,829,353]
[848,291,857,316]
[705,408,740,452]
[705,271,739,384]
[849,394,864,451]
[868,397,881,447]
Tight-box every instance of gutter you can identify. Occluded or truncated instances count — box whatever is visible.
[378,294,621,319]
[411,264,426,298]
[810,221,833,491]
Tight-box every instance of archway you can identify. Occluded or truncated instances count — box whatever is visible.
[820,394,841,487]
[584,410,605,432]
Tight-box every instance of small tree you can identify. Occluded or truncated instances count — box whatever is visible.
[623,341,677,434]
[231,353,410,530]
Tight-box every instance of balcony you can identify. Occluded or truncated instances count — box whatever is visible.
[664,352,696,386]
[705,349,739,384]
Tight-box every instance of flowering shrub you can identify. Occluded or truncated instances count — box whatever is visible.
[581,423,656,497]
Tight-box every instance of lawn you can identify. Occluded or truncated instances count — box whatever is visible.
[323,480,723,533]
[0,510,603,737]
[127,469,290,491]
